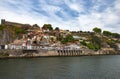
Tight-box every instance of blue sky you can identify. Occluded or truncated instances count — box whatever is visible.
[0,0,120,33]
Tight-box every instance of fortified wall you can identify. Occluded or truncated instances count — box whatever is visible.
[1,19,31,28]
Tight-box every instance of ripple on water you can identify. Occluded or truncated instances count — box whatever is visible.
[0,56,120,79]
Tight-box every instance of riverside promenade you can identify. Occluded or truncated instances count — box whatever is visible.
[0,48,120,58]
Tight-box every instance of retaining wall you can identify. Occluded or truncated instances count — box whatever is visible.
[0,49,120,58]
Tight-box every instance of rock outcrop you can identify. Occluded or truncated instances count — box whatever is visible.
[0,19,31,45]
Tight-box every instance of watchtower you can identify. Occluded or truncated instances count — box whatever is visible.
[1,19,5,25]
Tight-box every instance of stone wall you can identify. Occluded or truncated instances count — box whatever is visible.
[0,49,120,58]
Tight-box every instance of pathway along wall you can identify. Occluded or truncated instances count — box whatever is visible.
[0,49,120,58]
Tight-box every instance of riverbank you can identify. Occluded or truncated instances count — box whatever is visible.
[0,49,120,59]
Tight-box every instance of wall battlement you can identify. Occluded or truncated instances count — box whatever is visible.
[1,19,31,28]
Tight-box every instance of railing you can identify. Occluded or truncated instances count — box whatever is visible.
[6,45,61,51]
[57,49,82,56]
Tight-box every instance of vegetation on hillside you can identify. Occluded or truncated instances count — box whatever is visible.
[0,22,120,51]
[42,24,53,31]
[0,25,6,30]
[93,27,101,34]
[0,24,29,44]
[55,27,60,31]
[61,34,75,44]
[79,27,120,50]
[80,35,101,50]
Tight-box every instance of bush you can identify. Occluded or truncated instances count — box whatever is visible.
[13,26,25,34]
[0,25,5,30]
[80,40,101,50]
[0,53,9,57]
[61,35,75,44]
[86,43,100,50]
[80,40,86,46]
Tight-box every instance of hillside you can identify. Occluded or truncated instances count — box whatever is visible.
[0,23,31,45]
[0,20,120,51]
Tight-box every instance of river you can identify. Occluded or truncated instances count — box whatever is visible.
[0,55,120,79]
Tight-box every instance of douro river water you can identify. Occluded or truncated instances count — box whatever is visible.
[0,55,120,79]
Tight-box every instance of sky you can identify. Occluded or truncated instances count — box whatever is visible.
[0,0,120,33]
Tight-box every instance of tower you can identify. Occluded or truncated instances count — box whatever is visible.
[1,19,5,25]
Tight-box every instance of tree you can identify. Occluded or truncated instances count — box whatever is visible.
[32,24,40,30]
[80,37,101,50]
[66,34,75,42]
[80,40,86,46]
[33,24,39,28]
[55,27,59,31]
[93,27,101,34]
[103,30,120,38]
[42,24,53,31]
[61,34,75,44]
[91,35,101,50]
[57,34,63,41]
[103,31,112,37]
[79,30,83,33]
[112,33,120,38]
[13,26,26,35]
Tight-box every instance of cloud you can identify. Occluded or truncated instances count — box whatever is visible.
[0,0,120,33]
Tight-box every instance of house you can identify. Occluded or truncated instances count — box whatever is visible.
[60,30,71,38]
[116,44,120,50]
[8,39,24,49]
[73,36,80,40]
[40,35,50,46]
[65,44,80,49]
[8,44,22,49]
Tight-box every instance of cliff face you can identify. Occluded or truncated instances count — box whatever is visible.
[0,26,16,45]
[0,25,32,45]
[0,19,32,45]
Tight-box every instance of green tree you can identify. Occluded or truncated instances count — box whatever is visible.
[80,40,86,46]
[93,27,101,33]
[55,27,59,31]
[61,34,75,44]
[13,26,25,35]
[112,33,120,38]
[103,31,112,37]
[66,35,75,42]
[57,34,63,41]
[42,24,53,31]
[91,35,101,50]
[33,24,39,28]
